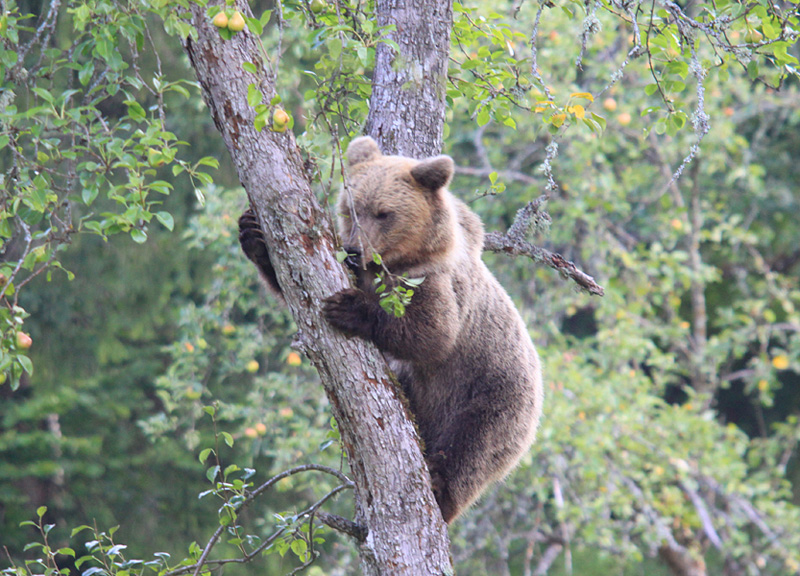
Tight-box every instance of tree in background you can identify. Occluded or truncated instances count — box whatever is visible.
[1,0,800,575]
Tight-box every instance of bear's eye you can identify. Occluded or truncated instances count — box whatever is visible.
[375,211,391,220]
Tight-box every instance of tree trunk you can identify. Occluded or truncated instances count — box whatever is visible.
[182,2,453,575]
[365,0,453,156]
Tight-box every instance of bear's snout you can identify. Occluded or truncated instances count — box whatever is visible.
[343,247,362,274]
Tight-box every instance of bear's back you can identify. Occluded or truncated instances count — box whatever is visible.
[402,193,542,473]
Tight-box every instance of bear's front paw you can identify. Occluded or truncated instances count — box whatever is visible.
[238,208,269,265]
[323,289,371,337]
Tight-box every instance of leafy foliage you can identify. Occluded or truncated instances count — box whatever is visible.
[0,0,218,389]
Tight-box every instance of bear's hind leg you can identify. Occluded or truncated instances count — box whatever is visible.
[425,405,530,524]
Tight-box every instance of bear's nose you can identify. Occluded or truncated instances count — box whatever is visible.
[343,247,362,274]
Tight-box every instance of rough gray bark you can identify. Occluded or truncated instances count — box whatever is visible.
[365,0,453,157]
[182,3,452,575]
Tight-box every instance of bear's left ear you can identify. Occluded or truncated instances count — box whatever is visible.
[347,136,382,168]
[411,156,455,192]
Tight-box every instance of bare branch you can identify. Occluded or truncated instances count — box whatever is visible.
[484,231,604,296]
[482,194,604,295]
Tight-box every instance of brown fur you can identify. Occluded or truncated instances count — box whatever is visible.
[239,137,543,523]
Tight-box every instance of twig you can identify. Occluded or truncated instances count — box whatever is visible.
[529,0,553,102]
[677,481,723,549]
[455,165,538,186]
[316,511,368,542]
[17,0,62,70]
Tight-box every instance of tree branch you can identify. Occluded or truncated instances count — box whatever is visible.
[483,197,605,296]
[316,512,368,543]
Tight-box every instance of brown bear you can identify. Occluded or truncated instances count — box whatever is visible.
[239,136,543,523]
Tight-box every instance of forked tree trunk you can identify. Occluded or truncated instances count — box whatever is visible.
[183,2,453,574]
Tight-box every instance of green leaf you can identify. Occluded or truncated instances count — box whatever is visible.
[747,60,759,80]
[291,539,307,559]
[125,100,146,122]
[196,157,220,168]
[107,544,127,557]
[206,465,220,482]
[78,62,94,86]
[247,83,262,108]
[221,432,234,447]
[357,45,369,66]
[245,16,263,35]
[198,448,213,464]
[254,110,269,132]
[155,211,174,231]
[476,107,490,127]
[328,37,342,60]
[70,526,93,538]
[17,354,33,375]
[37,506,47,518]
[32,87,55,105]
[82,185,99,206]
[218,510,233,526]
[131,229,147,244]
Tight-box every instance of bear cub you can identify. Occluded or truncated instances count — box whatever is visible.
[239,136,543,523]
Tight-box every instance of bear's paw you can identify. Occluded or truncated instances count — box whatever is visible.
[323,288,372,336]
[238,209,269,265]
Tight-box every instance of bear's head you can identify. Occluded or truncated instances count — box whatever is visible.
[338,137,456,271]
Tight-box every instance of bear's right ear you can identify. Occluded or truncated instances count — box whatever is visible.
[347,137,382,168]
[410,156,455,192]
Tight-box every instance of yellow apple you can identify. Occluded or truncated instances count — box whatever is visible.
[212,11,228,28]
[272,108,290,132]
[602,97,617,112]
[228,11,246,32]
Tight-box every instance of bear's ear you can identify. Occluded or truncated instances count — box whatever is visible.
[410,156,455,192]
[347,137,382,168]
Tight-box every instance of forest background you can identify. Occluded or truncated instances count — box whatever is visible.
[1,0,800,574]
